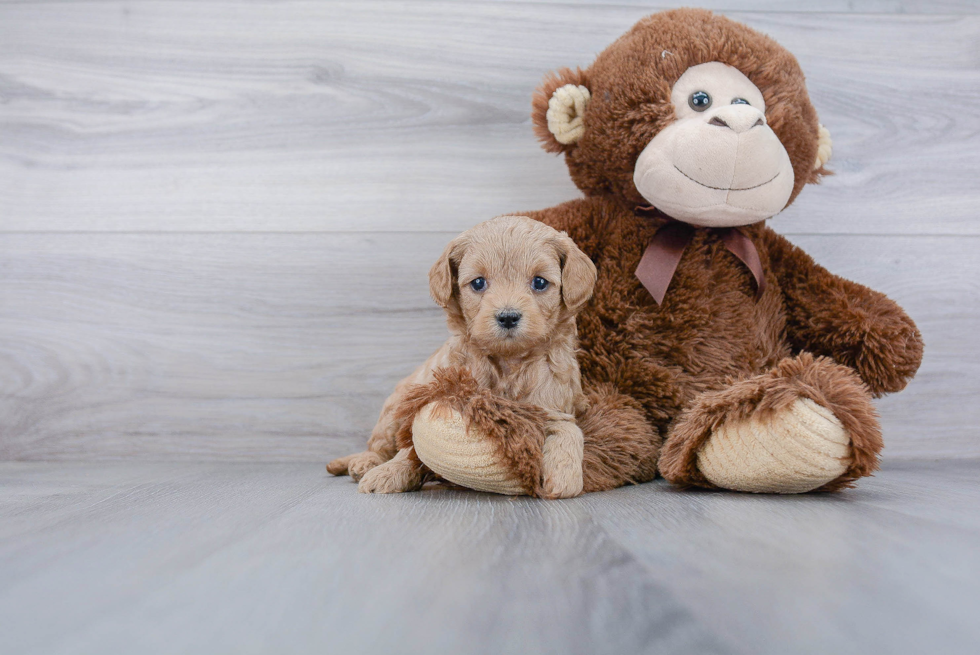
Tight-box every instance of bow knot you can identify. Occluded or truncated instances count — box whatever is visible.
[634,207,767,305]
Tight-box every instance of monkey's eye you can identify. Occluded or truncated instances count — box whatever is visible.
[532,276,550,291]
[470,277,487,292]
[689,91,712,112]
[731,97,750,105]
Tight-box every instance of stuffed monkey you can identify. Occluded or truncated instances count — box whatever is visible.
[331,8,922,495]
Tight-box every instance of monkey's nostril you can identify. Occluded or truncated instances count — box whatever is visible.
[709,116,729,128]
[496,311,522,330]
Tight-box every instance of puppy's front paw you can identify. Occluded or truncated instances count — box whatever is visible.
[540,420,584,499]
[347,451,384,482]
[357,456,424,494]
[326,453,355,476]
[541,464,584,499]
[541,444,584,499]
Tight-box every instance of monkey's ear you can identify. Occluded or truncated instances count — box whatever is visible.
[429,236,465,309]
[556,232,597,314]
[811,123,833,179]
[532,68,591,153]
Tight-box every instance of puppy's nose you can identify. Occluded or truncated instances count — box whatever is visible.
[496,310,522,330]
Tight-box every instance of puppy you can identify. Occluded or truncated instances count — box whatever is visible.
[327,215,597,498]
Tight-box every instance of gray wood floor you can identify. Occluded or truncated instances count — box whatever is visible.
[1,460,978,655]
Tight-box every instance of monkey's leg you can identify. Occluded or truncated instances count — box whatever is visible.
[577,385,661,492]
[404,371,662,496]
[395,368,549,496]
[659,353,881,493]
[411,397,548,496]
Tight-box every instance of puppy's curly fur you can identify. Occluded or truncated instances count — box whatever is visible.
[327,216,597,497]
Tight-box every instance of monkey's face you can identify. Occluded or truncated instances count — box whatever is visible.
[632,62,796,227]
[531,9,831,223]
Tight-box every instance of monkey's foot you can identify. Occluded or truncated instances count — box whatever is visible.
[394,367,561,497]
[697,397,850,493]
[660,353,883,493]
[411,403,529,495]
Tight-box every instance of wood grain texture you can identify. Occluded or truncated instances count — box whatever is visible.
[1,232,976,461]
[0,1,977,462]
[0,233,448,461]
[0,460,977,655]
[1,2,978,234]
[428,0,980,11]
[3,0,978,12]
[583,459,980,655]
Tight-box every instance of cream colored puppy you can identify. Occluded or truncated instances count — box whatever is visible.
[327,215,597,498]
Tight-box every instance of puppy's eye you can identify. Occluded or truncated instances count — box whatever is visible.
[689,91,711,112]
[532,276,550,291]
[470,277,486,292]
[731,97,750,106]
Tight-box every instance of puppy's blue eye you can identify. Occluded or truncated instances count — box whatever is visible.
[731,97,750,105]
[532,276,549,291]
[470,277,486,292]
[689,91,711,112]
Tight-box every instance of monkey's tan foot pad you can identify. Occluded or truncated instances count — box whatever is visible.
[696,398,852,494]
[411,403,527,495]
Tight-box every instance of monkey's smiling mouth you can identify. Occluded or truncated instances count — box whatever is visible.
[674,166,780,192]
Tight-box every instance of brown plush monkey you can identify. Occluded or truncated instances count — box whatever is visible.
[333,8,923,495]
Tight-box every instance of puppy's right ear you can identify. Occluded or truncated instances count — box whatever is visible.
[556,232,597,314]
[532,67,591,154]
[428,236,465,309]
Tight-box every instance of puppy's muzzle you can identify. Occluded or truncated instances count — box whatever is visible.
[495,310,522,330]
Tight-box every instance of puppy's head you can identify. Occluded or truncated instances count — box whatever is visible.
[429,216,596,355]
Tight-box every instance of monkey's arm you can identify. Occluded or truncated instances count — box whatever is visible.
[763,227,923,397]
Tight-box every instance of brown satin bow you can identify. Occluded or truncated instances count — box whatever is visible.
[634,207,767,305]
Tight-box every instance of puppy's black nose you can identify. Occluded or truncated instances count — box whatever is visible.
[496,310,522,330]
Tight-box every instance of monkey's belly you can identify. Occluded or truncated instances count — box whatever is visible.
[411,403,526,495]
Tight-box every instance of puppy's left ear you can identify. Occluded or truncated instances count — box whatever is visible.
[556,233,597,313]
[429,236,465,309]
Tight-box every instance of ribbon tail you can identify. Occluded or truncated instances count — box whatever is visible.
[721,228,767,300]
[635,222,692,304]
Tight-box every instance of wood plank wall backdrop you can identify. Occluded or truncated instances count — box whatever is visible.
[1,1,978,462]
